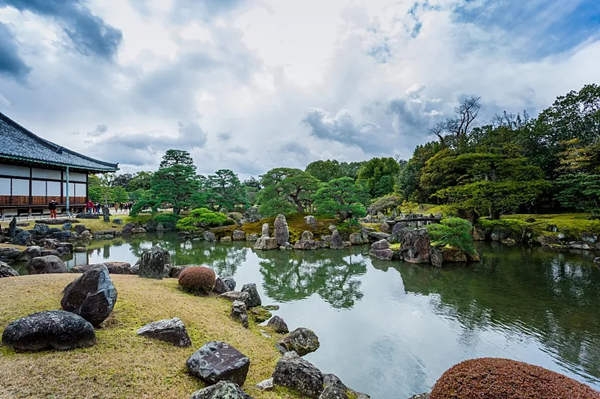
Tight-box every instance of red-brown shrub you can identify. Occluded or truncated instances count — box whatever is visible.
[178,266,216,295]
[430,358,600,399]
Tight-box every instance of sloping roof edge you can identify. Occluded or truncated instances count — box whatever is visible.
[0,112,119,173]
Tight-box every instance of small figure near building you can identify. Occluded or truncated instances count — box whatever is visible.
[86,200,94,214]
[49,199,58,219]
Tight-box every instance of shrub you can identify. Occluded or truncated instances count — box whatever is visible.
[337,218,361,238]
[178,266,216,295]
[176,208,231,231]
[426,217,475,255]
[152,213,180,230]
[430,358,600,399]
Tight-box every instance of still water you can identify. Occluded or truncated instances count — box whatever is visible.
[70,235,600,398]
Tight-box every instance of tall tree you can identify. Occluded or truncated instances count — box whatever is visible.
[257,168,319,216]
[151,149,199,215]
[204,169,248,212]
[357,157,400,198]
[313,177,369,220]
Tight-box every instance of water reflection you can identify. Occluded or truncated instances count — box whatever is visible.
[256,248,367,308]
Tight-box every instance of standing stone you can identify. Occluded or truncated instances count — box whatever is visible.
[28,255,67,274]
[231,300,249,328]
[2,310,95,351]
[398,228,430,263]
[61,265,118,327]
[272,351,323,398]
[241,283,262,308]
[330,230,344,249]
[259,223,268,238]
[102,205,110,222]
[203,231,216,242]
[186,341,250,386]
[274,214,289,246]
[277,327,320,356]
[304,215,317,227]
[190,381,252,399]
[138,246,170,279]
[430,247,443,268]
[136,317,191,347]
[0,261,19,278]
[8,217,16,238]
[267,315,289,334]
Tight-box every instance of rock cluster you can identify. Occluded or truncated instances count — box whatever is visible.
[137,317,191,347]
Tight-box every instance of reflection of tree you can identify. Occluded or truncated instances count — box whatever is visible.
[257,249,367,309]
[125,233,246,276]
[400,243,600,381]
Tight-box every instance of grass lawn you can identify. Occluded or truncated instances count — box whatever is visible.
[0,274,301,399]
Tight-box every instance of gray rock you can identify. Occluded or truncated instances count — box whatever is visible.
[254,237,279,250]
[62,222,72,231]
[349,233,363,245]
[277,327,320,356]
[241,283,262,308]
[2,310,95,351]
[220,290,250,303]
[41,249,60,257]
[294,231,318,250]
[80,230,92,240]
[13,230,32,245]
[397,228,430,264]
[261,223,270,238]
[430,247,443,268]
[272,351,323,398]
[0,246,23,263]
[214,276,237,294]
[594,257,600,264]
[320,374,370,399]
[203,231,216,242]
[330,230,344,249]
[24,245,42,259]
[267,315,289,334]
[71,262,132,274]
[246,233,258,242]
[28,255,67,274]
[61,265,117,327]
[232,230,246,241]
[33,223,51,235]
[256,377,274,391]
[0,261,19,277]
[274,214,290,246]
[186,341,250,386]
[367,231,391,242]
[220,236,233,243]
[52,231,71,241]
[369,239,393,261]
[138,246,170,279]
[74,224,87,234]
[136,317,191,347]
[231,300,249,328]
[190,381,252,399]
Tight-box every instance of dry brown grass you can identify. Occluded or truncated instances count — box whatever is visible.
[0,274,301,399]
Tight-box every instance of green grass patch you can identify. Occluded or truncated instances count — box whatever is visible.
[478,213,600,240]
[0,274,302,399]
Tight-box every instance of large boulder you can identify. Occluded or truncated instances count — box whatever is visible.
[320,374,370,399]
[232,230,246,241]
[277,327,320,356]
[72,262,132,274]
[429,358,600,399]
[274,214,290,246]
[136,317,191,347]
[190,381,252,399]
[2,310,95,351]
[138,246,170,279]
[32,223,51,236]
[61,265,117,327]
[294,231,319,250]
[231,300,249,328]
[213,276,237,294]
[219,291,250,305]
[13,230,32,245]
[441,246,468,263]
[254,237,279,250]
[0,246,23,263]
[272,351,324,398]
[186,341,250,386]
[28,255,67,274]
[0,261,19,277]
[261,223,270,238]
[349,233,364,245]
[397,228,430,263]
[267,315,289,334]
[241,283,262,308]
[329,230,344,249]
[369,239,393,261]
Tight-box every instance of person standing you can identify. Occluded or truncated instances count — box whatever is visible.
[48,199,57,219]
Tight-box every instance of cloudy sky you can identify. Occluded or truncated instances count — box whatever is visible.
[0,0,599,177]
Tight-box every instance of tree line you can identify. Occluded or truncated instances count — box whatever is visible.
[90,83,599,222]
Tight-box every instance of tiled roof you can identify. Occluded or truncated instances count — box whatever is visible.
[0,112,118,173]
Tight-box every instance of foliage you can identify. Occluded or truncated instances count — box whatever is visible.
[151,149,199,215]
[178,266,216,295]
[426,217,475,255]
[126,171,153,191]
[356,157,401,198]
[176,208,232,231]
[257,168,320,216]
[194,169,248,212]
[336,218,362,237]
[152,213,180,230]
[368,194,403,215]
[313,177,368,220]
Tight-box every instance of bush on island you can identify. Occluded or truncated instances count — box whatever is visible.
[430,357,600,399]
[426,217,475,255]
[178,266,216,295]
[176,208,233,231]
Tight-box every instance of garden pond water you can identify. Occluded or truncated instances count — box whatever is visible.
[52,235,600,398]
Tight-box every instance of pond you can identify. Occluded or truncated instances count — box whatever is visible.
[65,235,600,398]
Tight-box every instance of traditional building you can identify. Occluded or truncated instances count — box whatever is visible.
[0,112,118,217]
